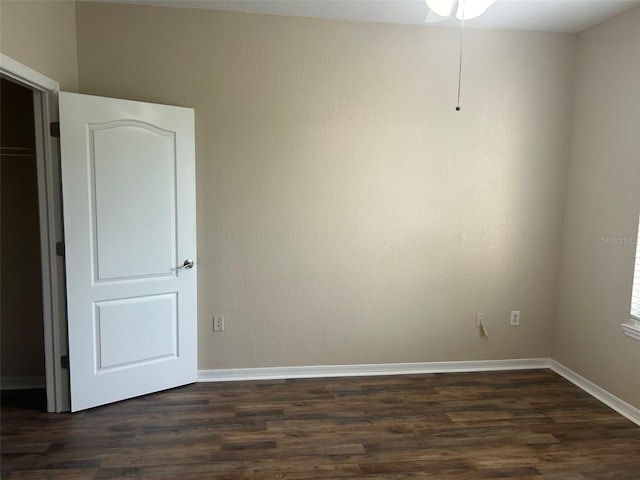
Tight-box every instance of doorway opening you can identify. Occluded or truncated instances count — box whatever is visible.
[0,55,69,412]
[0,78,47,408]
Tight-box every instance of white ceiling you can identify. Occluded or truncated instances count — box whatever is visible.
[91,0,640,33]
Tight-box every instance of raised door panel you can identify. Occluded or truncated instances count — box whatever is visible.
[90,121,177,282]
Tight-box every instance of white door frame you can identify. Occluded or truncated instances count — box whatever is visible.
[0,53,70,412]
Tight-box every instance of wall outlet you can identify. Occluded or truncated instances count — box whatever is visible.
[510,310,520,326]
[476,313,485,328]
[213,315,224,332]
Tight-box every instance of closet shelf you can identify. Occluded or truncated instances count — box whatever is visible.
[0,146,36,157]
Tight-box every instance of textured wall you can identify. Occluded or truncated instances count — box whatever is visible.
[554,8,640,408]
[0,0,78,91]
[75,2,575,370]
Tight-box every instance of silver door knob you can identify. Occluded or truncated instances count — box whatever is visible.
[178,258,195,270]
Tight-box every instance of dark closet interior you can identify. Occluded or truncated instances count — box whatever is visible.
[0,77,46,386]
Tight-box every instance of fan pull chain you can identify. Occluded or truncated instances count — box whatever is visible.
[456,3,466,111]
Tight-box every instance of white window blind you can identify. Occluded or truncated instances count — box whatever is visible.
[631,218,640,321]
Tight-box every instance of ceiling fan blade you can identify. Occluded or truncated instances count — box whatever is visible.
[424,9,450,23]
[456,0,497,20]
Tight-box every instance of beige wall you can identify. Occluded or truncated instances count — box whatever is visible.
[554,8,640,408]
[0,0,78,91]
[76,2,575,371]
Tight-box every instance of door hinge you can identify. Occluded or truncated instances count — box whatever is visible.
[61,355,69,369]
[55,241,65,257]
[50,121,60,137]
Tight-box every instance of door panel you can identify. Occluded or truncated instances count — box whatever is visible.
[59,92,196,412]
[91,121,177,281]
[95,293,177,371]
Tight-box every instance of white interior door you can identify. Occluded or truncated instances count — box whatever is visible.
[59,92,197,412]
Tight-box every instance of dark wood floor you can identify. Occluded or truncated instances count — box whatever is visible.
[2,369,640,479]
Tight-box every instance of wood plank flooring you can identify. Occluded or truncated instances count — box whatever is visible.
[2,369,640,479]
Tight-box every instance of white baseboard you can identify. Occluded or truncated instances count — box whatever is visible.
[549,359,640,427]
[198,358,640,427]
[198,358,550,382]
[0,376,46,390]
